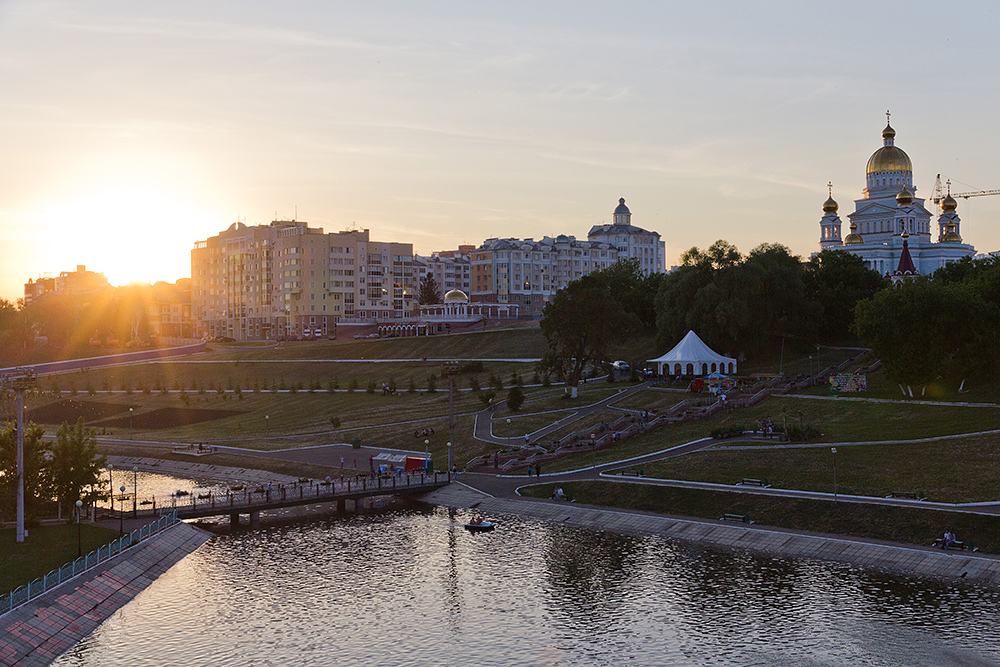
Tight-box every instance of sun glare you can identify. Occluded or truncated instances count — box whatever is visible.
[33,184,218,288]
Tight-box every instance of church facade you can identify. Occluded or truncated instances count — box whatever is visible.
[817,117,975,276]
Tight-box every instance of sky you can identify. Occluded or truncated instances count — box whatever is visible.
[3,0,1000,301]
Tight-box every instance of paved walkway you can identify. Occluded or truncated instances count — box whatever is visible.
[473,382,650,447]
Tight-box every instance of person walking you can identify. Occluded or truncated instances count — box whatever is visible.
[527,465,533,478]
[340,456,344,470]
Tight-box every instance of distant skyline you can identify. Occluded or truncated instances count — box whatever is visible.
[3,1,1000,301]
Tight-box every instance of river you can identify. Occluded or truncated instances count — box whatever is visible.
[52,475,1000,666]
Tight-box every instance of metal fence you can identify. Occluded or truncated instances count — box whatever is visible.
[0,511,180,618]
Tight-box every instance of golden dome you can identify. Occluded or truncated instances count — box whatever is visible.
[443,288,469,302]
[941,223,963,243]
[941,193,958,212]
[882,122,896,140]
[843,222,863,245]
[822,196,838,214]
[867,145,912,174]
[896,186,914,205]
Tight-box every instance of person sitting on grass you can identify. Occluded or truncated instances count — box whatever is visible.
[552,487,564,500]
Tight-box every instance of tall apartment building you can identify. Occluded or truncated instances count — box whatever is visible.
[413,248,472,302]
[23,265,109,305]
[470,235,621,318]
[192,220,415,341]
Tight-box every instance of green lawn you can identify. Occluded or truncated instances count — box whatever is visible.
[520,481,1000,553]
[1,523,119,593]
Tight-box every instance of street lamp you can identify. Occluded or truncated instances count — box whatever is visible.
[831,447,838,501]
[132,466,138,518]
[447,441,452,481]
[591,433,597,470]
[424,439,429,454]
[75,499,83,557]
[118,485,126,534]
[265,414,269,438]
[129,407,134,441]
[107,464,114,517]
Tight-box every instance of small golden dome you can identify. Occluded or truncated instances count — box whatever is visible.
[941,223,963,243]
[941,194,958,212]
[844,222,863,245]
[882,123,896,141]
[901,228,910,239]
[896,186,914,205]
[443,288,469,302]
[822,196,838,214]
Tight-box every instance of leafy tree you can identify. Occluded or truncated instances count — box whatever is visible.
[50,418,107,515]
[540,274,636,398]
[418,274,442,305]
[506,385,525,412]
[0,421,49,520]
[805,250,886,341]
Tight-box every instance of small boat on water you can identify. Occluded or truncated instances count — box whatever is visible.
[464,521,495,533]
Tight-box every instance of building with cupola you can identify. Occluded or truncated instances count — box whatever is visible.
[587,198,666,275]
[816,116,976,276]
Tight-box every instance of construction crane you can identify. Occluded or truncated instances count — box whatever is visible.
[931,174,1000,206]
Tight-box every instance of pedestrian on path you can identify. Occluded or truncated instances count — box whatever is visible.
[535,462,541,477]
[340,456,344,470]
[524,434,530,446]
[527,465,533,478]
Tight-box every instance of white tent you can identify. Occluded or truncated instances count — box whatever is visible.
[646,330,737,377]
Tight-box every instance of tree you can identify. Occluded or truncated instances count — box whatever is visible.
[506,385,525,412]
[805,250,886,341]
[0,421,48,521]
[50,418,107,514]
[418,274,442,305]
[540,274,636,398]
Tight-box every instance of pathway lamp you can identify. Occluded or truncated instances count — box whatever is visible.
[129,407,134,441]
[108,464,114,517]
[447,441,452,481]
[265,414,269,438]
[831,447,838,502]
[424,439,429,454]
[118,485,126,534]
[75,500,83,557]
[132,466,138,518]
[591,433,597,471]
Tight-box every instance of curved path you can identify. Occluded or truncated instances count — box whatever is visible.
[472,382,650,447]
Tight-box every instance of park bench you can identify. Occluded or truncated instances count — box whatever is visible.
[618,470,645,478]
[885,491,926,501]
[720,513,753,524]
[931,538,978,552]
[737,478,770,488]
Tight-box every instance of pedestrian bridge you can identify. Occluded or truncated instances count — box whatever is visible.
[127,472,450,527]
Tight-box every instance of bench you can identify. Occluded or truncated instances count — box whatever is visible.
[618,470,645,478]
[931,539,978,552]
[885,491,926,501]
[737,478,770,488]
[720,513,753,524]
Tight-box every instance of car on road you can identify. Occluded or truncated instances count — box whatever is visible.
[611,360,630,372]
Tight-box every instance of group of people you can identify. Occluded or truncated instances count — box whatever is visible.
[551,487,565,500]
[381,382,397,396]
[942,531,959,550]
[414,428,435,438]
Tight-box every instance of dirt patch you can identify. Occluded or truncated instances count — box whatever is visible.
[27,399,131,425]
[94,407,245,429]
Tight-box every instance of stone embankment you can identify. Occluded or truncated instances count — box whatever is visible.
[421,483,1000,587]
[0,522,211,667]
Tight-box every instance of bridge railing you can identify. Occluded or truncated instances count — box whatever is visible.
[154,470,449,515]
[0,512,180,619]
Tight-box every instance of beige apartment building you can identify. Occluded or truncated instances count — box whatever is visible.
[192,219,415,341]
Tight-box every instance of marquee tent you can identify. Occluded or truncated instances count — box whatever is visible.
[646,330,737,377]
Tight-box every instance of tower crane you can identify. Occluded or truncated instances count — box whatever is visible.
[931,174,1000,207]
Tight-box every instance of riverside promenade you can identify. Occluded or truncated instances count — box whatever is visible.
[421,482,1000,588]
[0,522,211,667]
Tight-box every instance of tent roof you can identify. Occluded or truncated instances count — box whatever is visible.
[647,330,736,365]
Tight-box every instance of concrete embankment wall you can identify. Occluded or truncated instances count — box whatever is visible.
[0,522,211,667]
[422,484,1000,588]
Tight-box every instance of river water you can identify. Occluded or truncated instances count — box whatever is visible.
[53,479,1000,666]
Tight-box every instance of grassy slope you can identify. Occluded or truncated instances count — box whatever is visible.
[1,524,119,593]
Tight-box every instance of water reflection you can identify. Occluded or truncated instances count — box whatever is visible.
[54,504,1000,667]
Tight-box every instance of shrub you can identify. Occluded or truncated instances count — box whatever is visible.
[427,374,438,393]
[506,385,525,412]
[349,378,359,393]
[786,424,823,442]
[467,375,480,393]
[367,380,376,394]
[408,378,417,394]
[329,416,341,429]
[460,360,484,374]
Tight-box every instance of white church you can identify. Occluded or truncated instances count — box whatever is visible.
[816,115,976,276]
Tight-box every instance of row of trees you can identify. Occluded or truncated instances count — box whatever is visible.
[853,255,1000,385]
[540,248,888,393]
[0,418,107,522]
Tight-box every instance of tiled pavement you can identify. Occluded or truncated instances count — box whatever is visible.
[0,522,211,667]
[422,483,1000,587]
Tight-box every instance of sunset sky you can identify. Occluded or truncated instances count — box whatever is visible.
[3,0,1000,301]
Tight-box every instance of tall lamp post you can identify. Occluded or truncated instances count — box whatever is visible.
[132,466,138,518]
[265,414,269,438]
[1,368,37,544]
[442,361,459,482]
[831,447,838,502]
[75,499,83,557]
[591,433,597,471]
[118,485,126,534]
[128,407,134,441]
[107,464,114,517]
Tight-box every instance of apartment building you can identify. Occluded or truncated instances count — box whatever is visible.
[412,247,473,302]
[192,220,415,341]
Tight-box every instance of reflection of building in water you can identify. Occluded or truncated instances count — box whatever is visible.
[816,115,976,276]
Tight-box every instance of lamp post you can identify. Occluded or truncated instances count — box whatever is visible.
[118,485,126,534]
[129,407,133,441]
[831,447,838,502]
[132,466,138,518]
[265,414,269,438]
[107,464,114,517]
[75,499,83,557]
[424,439,429,454]
[591,433,597,471]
